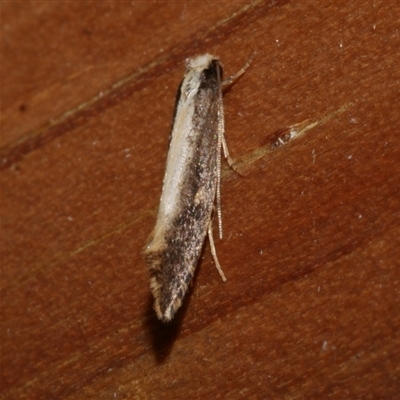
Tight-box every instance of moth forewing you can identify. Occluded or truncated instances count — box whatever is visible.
[144,53,249,322]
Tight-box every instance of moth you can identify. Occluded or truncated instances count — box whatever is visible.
[144,54,250,322]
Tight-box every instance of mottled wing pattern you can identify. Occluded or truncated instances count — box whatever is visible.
[145,59,222,321]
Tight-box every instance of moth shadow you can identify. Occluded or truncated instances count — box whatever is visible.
[143,273,197,363]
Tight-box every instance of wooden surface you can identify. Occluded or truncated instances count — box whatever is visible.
[1,1,399,398]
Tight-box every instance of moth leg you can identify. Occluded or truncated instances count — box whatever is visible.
[208,221,227,282]
[220,55,255,174]
[221,54,254,89]
[220,131,236,169]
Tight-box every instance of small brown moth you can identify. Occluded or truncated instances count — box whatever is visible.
[144,54,250,322]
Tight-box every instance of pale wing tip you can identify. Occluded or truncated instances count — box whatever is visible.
[155,305,175,323]
[150,272,193,323]
[153,293,182,323]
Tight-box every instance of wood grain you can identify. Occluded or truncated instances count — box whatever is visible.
[1,1,399,398]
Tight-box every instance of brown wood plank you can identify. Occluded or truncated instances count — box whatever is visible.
[1,1,399,399]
